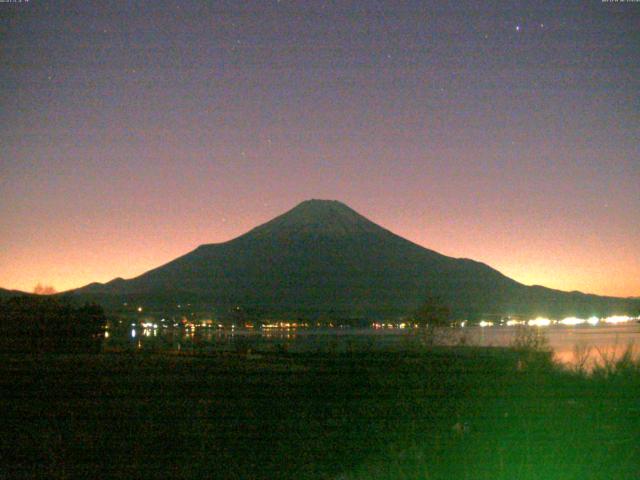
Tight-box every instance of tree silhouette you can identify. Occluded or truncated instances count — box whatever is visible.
[33,283,56,295]
[413,296,451,327]
[0,296,106,353]
[412,296,451,346]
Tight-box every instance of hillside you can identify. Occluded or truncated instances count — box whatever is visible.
[70,200,640,319]
[0,288,30,299]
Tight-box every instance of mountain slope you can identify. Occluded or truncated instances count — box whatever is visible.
[0,288,30,299]
[71,200,640,319]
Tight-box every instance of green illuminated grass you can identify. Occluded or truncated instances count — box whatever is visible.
[1,346,638,479]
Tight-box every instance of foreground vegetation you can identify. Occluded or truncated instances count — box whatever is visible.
[0,296,105,353]
[1,341,638,480]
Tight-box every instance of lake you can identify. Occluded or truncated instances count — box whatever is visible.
[465,322,640,368]
[105,318,640,368]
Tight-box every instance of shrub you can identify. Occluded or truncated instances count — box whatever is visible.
[0,296,106,353]
[511,326,553,371]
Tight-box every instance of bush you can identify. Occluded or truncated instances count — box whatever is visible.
[0,296,106,353]
[511,326,553,371]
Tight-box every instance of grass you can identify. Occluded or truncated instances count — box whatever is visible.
[0,345,638,479]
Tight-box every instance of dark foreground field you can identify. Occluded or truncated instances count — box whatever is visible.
[1,347,638,479]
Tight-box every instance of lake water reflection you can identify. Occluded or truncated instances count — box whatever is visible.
[464,322,640,368]
[105,320,640,368]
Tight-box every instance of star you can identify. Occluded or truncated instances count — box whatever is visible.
[515,25,521,32]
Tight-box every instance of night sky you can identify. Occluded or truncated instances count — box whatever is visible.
[1,0,638,296]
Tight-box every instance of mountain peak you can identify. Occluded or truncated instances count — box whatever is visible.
[289,199,359,216]
[243,199,385,238]
[68,199,640,319]
[294,198,349,208]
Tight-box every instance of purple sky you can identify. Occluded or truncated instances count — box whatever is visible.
[1,0,639,296]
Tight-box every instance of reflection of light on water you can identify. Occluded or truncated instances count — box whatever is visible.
[108,315,640,364]
[262,330,297,340]
[554,343,639,372]
[528,317,551,327]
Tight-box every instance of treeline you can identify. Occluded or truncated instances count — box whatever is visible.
[0,296,106,353]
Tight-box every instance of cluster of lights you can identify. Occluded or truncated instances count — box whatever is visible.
[528,317,552,327]
[180,321,225,329]
[371,322,419,329]
[123,313,636,337]
[506,319,526,326]
[478,315,637,328]
[262,322,308,329]
[603,315,634,324]
[558,317,584,326]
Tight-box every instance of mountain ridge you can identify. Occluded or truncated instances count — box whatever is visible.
[0,287,30,298]
[69,200,639,319]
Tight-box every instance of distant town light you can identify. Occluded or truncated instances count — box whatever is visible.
[603,315,632,324]
[479,320,494,327]
[559,317,585,326]
[528,317,551,327]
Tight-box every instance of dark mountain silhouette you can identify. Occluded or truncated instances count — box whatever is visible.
[0,288,30,299]
[69,200,640,319]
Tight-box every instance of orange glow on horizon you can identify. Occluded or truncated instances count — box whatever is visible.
[2,2,638,302]
[2,204,638,298]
